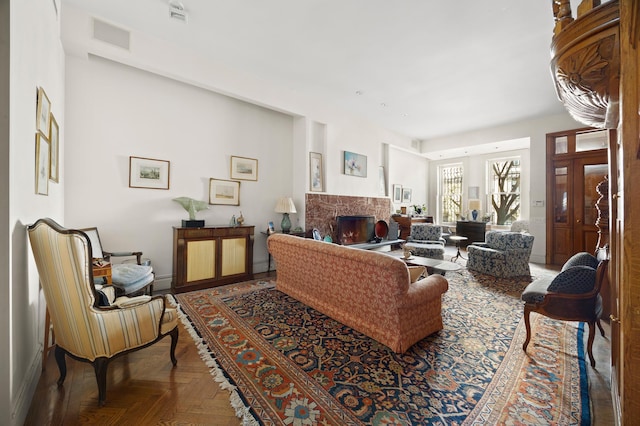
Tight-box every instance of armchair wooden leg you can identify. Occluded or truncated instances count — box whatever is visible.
[522,306,532,352]
[54,346,67,387]
[169,327,179,366]
[596,319,605,337]
[93,358,110,406]
[587,321,597,368]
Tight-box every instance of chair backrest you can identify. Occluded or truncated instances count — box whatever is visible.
[485,231,534,251]
[410,224,442,241]
[28,218,104,357]
[80,227,104,259]
[510,220,530,233]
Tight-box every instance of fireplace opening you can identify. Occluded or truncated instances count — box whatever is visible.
[336,215,375,245]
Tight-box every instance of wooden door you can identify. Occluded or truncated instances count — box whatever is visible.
[546,128,610,265]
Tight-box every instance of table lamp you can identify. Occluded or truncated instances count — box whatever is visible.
[468,199,481,221]
[275,197,297,233]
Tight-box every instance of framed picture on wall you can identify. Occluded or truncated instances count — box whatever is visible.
[309,152,324,192]
[36,87,52,136]
[209,178,240,205]
[49,114,59,183]
[392,184,403,203]
[230,156,258,181]
[129,156,170,189]
[343,151,367,177]
[35,132,50,195]
[402,188,412,203]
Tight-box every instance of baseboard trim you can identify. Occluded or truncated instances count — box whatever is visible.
[11,348,42,426]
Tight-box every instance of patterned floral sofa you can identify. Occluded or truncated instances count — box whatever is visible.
[268,233,449,353]
[466,231,535,277]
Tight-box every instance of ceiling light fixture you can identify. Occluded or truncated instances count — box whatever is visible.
[169,1,188,22]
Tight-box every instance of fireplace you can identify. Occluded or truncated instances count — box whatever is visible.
[336,215,375,245]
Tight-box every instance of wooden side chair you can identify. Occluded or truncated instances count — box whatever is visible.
[521,249,608,367]
[81,227,155,296]
[28,218,179,406]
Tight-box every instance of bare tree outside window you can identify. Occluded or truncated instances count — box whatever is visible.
[489,159,521,225]
[439,165,463,222]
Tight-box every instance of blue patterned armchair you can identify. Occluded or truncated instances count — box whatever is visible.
[405,224,446,260]
[521,250,608,367]
[466,231,534,277]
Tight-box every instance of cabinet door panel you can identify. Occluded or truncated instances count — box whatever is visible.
[187,240,216,282]
[221,237,247,276]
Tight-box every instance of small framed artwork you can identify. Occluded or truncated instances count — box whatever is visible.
[469,186,480,200]
[343,151,367,177]
[402,188,412,203]
[36,87,51,136]
[230,156,258,181]
[267,221,275,234]
[129,156,170,189]
[309,152,324,192]
[392,184,403,203]
[49,114,59,182]
[209,178,240,205]
[35,132,50,195]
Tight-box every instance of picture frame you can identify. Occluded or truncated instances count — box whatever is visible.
[36,87,51,136]
[392,184,403,203]
[49,114,59,182]
[378,166,386,196]
[129,156,170,190]
[35,132,50,195]
[402,188,412,203]
[230,156,258,181]
[267,221,275,234]
[309,152,324,192]
[209,178,240,205]
[343,151,367,177]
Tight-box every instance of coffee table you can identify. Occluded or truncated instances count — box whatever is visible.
[388,252,462,276]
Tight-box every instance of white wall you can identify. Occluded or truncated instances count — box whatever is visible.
[6,0,66,424]
[424,113,583,263]
[388,146,429,214]
[64,55,295,285]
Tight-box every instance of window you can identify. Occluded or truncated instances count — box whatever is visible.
[439,164,463,223]
[487,158,521,225]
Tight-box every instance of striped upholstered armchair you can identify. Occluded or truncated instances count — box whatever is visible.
[28,218,179,406]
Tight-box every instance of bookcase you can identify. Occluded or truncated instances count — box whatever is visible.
[172,225,254,293]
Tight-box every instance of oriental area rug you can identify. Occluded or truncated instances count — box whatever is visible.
[172,270,590,425]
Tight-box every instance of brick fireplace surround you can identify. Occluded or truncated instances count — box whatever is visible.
[305,193,392,242]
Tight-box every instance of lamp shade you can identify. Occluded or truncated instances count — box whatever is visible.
[275,197,297,214]
[468,199,481,211]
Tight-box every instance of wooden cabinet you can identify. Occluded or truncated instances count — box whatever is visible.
[172,226,254,293]
[391,215,434,240]
[455,221,486,247]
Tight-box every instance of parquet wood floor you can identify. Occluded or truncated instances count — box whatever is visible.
[24,263,614,425]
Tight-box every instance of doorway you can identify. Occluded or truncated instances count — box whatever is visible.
[546,128,611,265]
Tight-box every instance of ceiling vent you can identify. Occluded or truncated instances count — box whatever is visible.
[169,1,188,22]
[92,19,130,50]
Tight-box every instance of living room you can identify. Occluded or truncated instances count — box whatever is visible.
[6,0,639,424]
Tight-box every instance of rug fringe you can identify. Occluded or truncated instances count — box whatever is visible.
[169,295,259,426]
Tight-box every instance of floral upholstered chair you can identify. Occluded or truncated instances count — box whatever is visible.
[28,218,179,406]
[405,224,446,260]
[466,231,534,277]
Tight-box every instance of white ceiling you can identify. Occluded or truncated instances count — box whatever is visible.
[61,0,568,143]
